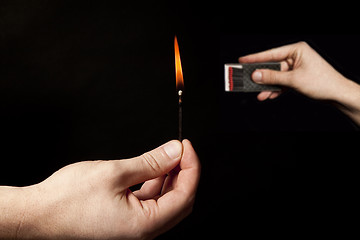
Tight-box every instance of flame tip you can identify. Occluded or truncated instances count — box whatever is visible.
[174,35,184,90]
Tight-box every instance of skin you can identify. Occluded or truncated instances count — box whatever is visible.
[239,41,360,125]
[0,139,201,240]
[1,41,358,239]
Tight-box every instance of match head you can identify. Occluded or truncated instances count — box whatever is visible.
[178,90,183,96]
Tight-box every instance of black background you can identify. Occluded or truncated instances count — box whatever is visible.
[0,1,359,239]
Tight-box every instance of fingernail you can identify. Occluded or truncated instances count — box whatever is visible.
[163,141,182,160]
[253,71,263,83]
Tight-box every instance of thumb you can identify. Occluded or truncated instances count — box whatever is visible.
[118,140,183,187]
[252,69,292,87]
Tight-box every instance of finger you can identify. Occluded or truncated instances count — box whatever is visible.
[238,43,297,63]
[117,140,183,188]
[139,139,201,232]
[133,175,166,200]
[159,165,181,196]
[257,91,272,101]
[269,91,281,99]
[252,69,292,87]
[257,90,283,101]
[157,140,200,217]
[281,60,291,71]
[160,173,178,196]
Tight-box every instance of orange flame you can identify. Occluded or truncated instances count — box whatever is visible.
[174,36,184,90]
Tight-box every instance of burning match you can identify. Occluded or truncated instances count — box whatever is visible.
[174,36,184,141]
[178,90,182,141]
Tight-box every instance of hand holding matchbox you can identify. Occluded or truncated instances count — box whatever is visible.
[225,62,281,92]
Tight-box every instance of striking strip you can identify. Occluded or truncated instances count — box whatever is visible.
[229,67,233,91]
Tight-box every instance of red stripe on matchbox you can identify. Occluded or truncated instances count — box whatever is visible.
[229,67,233,91]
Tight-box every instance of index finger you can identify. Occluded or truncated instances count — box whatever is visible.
[157,139,200,216]
[138,139,200,234]
[238,42,297,63]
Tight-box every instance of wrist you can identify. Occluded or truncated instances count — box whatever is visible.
[1,184,49,240]
[0,186,31,239]
[332,77,360,125]
[16,184,55,240]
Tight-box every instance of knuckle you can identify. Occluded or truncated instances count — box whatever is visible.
[297,41,309,49]
[269,70,277,82]
[141,152,162,173]
[268,48,278,61]
[265,70,278,84]
[107,160,121,177]
[91,160,112,179]
[141,200,158,220]
[95,160,122,185]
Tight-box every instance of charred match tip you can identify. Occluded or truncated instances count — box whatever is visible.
[178,90,183,96]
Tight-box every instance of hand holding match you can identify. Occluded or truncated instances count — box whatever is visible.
[0,140,200,240]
